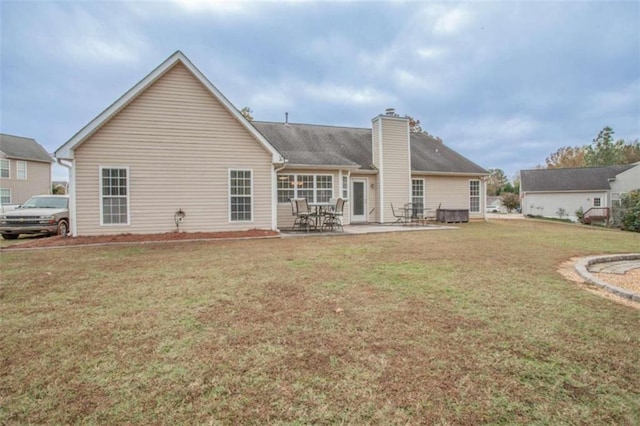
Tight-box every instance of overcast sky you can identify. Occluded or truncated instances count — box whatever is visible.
[2,0,639,182]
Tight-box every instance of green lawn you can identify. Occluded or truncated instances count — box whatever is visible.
[1,221,639,424]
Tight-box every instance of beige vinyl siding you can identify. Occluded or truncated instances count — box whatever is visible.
[74,63,273,236]
[377,117,410,222]
[422,175,485,219]
[0,159,51,204]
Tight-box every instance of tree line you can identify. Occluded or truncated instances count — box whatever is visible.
[544,126,640,168]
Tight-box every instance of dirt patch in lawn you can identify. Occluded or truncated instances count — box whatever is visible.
[2,229,279,250]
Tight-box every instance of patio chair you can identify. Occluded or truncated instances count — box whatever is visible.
[322,198,345,232]
[293,198,316,231]
[289,198,304,231]
[408,202,425,225]
[391,203,409,225]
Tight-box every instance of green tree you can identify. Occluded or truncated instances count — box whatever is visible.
[621,140,640,163]
[584,126,625,166]
[620,189,640,232]
[486,169,508,196]
[502,182,515,193]
[240,106,254,121]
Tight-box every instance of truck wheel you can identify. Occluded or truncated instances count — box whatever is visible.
[2,234,19,240]
[56,220,69,237]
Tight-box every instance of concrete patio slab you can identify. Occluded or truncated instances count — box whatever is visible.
[281,223,457,238]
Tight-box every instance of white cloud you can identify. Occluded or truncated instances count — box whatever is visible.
[304,83,392,105]
[433,7,471,35]
[170,0,250,14]
[30,5,148,65]
[582,80,640,118]
[417,47,444,60]
[443,115,540,147]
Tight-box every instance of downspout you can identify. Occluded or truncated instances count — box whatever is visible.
[481,176,488,221]
[56,158,77,236]
[272,160,287,232]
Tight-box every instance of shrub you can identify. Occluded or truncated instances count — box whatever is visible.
[501,192,520,213]
[575,207,584,223]
[620,190,640,232]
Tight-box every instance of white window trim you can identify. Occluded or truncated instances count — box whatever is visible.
[412,178,425,207]
[99,166,130,226]
[229,168,254,223]
[593,197,602,207]
[0,159,10,179]
[469,179,481,213]
[277,173,334,203]
[16,161,27,180]
[342,174,349,200]
[0,188,11,204]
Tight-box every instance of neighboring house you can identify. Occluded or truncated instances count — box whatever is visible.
[520,164,640,222]
[55,51,489,237]
[0,133,53,206]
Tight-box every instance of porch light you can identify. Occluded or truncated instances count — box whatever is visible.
[174,209,186,231]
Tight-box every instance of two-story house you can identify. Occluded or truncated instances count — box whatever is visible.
[1,133,53,206]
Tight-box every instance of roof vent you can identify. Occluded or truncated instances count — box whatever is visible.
[385,108,396,116]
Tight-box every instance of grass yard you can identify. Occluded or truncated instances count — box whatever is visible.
[1,220,639,424]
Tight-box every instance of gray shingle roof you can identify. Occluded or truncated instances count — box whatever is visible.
[252,122,372,168]
[521,165,635,192]
[410,132,488,174]
[0,133,52,163]
[252,121,488,174]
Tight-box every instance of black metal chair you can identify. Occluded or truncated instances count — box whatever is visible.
[322,198,345,232]
[391,203,409,225]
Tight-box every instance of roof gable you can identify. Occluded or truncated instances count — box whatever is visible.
[521,165,636,192]
[0,133,53,163]
[55,51,283,162]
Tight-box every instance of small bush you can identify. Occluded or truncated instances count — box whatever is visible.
[620,190,640,232]
[501,193,520,213]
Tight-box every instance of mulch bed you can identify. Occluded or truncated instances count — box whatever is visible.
[3,229,280,250]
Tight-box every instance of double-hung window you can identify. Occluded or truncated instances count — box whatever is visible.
[230,169,252,221]
[0,159,9,178]
[17,161,27,180]
[101,167,129,225]
[342,175,349,199]
[412,178,425,209]
[593,197,602,207]
[0,188,11,205]
[469,180,480,213]
[277,174,333,203]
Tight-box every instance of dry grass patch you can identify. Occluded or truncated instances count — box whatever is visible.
[1,221,639,424]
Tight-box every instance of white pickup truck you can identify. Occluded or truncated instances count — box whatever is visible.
[0,195,70,240]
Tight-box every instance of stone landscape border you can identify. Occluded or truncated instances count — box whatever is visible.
[574,253,640,302]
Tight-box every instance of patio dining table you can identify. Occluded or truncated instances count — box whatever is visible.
[307,201,333,231]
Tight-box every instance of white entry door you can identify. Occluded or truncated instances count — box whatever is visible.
[351,178,367,222]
